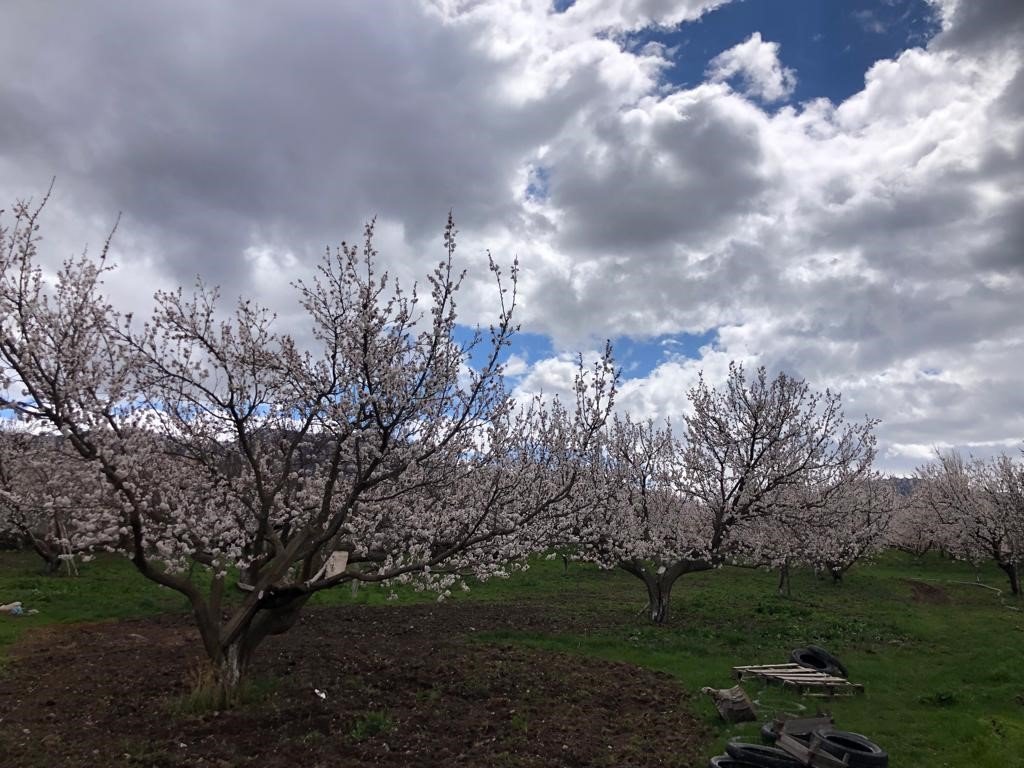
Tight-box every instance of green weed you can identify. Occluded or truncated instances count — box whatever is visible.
[348,709,394,741]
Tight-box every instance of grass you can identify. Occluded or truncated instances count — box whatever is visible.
[0,550,192,660]
[2,548,1023,765]
[348,709,394,741]
[171,665,281,715]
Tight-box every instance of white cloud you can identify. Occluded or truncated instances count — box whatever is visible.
[558,0,731,33]
[852,10,886,36]
[1,0,1022,473]
[706,33,797,103]
[502,354,529,377]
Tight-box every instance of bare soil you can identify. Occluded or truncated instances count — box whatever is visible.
[0,600,709,767]
[904,578,951,604]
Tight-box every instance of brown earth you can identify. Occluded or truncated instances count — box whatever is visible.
[0,601,709,767]
[904,578,951,604]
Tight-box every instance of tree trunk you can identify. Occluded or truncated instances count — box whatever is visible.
[618,559,710,626]
[209,641,251,708]
[998,561,1021,596]
[25,532,60,574]
[644,573,673,624]
[194,591,311,708]
[777,562,791,597]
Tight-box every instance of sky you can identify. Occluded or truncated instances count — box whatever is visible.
[1,0,1022,474]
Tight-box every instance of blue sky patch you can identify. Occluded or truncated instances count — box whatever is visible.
[525,165,551,202]
[625,0,941,105]
[453,325,716,379]
[454,326,555,374]
[612,329,718,376]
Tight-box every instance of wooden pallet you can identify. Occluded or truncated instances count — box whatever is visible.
[732,663,864,696]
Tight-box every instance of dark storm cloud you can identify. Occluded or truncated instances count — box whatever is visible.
[547,87,771,254]
[0,1,557,289]
[932,0,1024,52]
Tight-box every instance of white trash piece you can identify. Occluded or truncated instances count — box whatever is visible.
[325,550,349,578]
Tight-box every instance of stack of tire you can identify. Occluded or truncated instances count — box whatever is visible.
[747,725,888,767]
[704,645,887,767]
[707,741,804,767]
[707,727,888,766]
[761,724,888,765]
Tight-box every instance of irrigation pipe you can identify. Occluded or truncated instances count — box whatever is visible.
[914,577,1021,611]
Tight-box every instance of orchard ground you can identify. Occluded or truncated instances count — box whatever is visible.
[0,552,1022,767]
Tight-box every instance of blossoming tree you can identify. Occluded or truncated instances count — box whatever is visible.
[743,474,894,594]
[579,364,879,623]
[0,195,615,702]
[0,422,116,573]
[888,481,949,558]
[802,477,893,583]
[916,450,1024,595]
[566,414,703,621]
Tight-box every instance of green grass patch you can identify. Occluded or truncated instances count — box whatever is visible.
[169,657,282,716]
[348,709,394,741]
[0,551,192,661]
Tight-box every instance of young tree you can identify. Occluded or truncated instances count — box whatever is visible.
[729,507,809,596]
[0,195,615,703]
[917,450,1024,595]
[889,481,949,559]
[803,476,894,584]
[567,415,709,622]
[729,476,892,595]
[0,423,114,573]
[976,454,1024,593]
[581,364,878,623]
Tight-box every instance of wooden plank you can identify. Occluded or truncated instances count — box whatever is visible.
[734,663,807,671]
[737,669,855,683]
[773,674,855,684]
[780,680,861,694]
[762,670,844,677]
[777,733,850,767]
[778,679,860,692]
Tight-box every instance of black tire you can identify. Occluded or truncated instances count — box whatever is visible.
[790,646,846,678]
[811,728,888,767]
[806,644,849,678]
[725,741,803,767]
[708,757,766,768]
